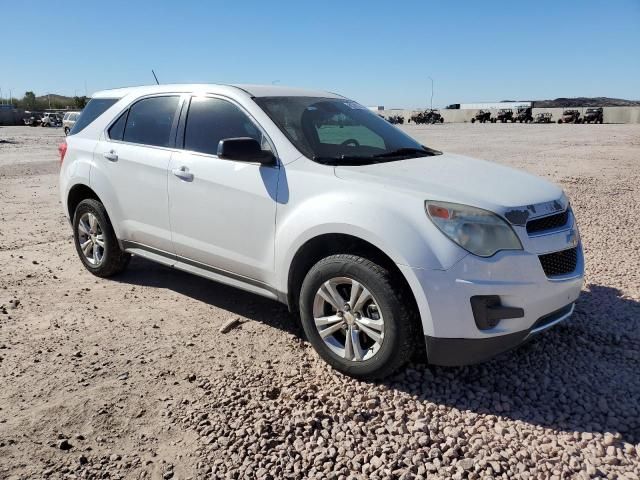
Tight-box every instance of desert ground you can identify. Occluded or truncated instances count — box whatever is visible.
[0,123,639,480]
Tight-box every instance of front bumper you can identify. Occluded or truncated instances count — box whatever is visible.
[398,245,584,365]
[425,303,574,366]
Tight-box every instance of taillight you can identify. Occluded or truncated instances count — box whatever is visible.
[58,141,67,166]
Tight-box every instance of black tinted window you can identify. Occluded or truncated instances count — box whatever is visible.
[123,96,179,147]
[108,111,127,140]
[184,97,262,156]
[70,98,117,134]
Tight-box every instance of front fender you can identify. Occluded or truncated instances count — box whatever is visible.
[273,188,466,294]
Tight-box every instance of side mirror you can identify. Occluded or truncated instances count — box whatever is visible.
[217,137,275,165]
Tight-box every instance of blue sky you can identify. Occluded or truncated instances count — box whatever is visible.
[2,0,638,108]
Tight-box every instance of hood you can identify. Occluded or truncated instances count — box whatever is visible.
[334,153,566,221]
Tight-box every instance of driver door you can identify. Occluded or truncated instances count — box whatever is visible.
[168,95,279,283]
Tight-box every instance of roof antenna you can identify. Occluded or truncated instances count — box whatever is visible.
[151,69,160,85]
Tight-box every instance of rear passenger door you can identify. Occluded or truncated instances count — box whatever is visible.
[168,95,279,283]
[92,95,182,253]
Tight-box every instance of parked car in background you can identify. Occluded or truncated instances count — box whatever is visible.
[63,112,81,135]
[471,110,492,123]
[41,112,62,127]
[558,109,581,124]
[411,109,444,124]
[59,84,583,379]
[492,109,514,123]
[534,112,553,123]
[23,112,43,126]
[583,107,603,124]
[386,114,404,125]
[513,107,533,123]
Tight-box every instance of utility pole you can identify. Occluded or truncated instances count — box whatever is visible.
[428,76,434,110]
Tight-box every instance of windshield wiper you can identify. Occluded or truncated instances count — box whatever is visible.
[313,154,375,165]
[373,147,440,158]
[314,146,442,165]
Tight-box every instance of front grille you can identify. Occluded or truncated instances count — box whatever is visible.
[538,247,578,277]
[526,209,570,235]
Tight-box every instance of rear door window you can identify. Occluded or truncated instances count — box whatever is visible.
[183,97,263,156]
[70,98,118,134]
[122,96,180,147]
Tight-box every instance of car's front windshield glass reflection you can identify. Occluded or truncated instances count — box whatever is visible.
[254,96,440,165]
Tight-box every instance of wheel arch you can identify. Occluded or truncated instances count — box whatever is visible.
[285,232,425,338]
[66,183,122,241]
[67,183,101,220]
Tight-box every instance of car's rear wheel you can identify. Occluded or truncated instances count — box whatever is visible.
[299,254,417,379]
[73,199,130,277]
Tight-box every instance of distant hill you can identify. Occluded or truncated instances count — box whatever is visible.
[501,97,640,108]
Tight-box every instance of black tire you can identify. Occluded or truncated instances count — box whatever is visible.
[299,254,418,379]
[558,119,563,124]
[72,199,130,277]
[64,127,70,135]
[471,118,476,123]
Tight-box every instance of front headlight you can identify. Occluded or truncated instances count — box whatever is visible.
[425,201,522,257]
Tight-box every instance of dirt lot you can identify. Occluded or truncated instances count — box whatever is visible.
[1,124,639,480]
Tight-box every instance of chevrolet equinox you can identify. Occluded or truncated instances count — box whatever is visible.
[59,84,584,379]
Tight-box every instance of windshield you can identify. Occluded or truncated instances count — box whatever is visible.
[254,96,439,164]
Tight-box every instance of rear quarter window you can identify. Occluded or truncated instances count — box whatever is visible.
[108,111,128,141]
[70,98,118,135]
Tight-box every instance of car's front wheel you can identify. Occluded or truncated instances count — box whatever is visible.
[72,199,130,277]
[299,254,417,379]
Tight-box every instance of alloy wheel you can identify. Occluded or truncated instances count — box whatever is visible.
[312,277,385,361]
[77,212,105,266]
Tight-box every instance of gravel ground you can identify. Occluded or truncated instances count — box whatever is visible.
[0,124,639,479]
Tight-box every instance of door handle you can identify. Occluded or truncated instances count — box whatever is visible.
[103,150,118,162]
[172,166,194,181]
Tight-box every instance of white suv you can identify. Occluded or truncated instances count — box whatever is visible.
[62,111,81,135]
[59,84,584,379]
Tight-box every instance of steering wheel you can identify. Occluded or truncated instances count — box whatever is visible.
[341,138,360,147]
